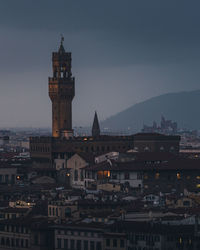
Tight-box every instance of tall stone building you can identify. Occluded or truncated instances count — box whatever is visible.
[49,38,74,138]
[30,40,180,165]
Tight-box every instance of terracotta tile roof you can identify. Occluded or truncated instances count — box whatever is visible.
[0,207,29,213]
[75,152,95,163]
[134,133,180,141]
[85,157,200,172]
[113,221,195,234]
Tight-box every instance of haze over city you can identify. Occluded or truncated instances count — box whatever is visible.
[0,0,200,127]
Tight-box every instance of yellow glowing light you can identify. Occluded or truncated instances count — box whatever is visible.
[196,184,200,188]
[66,173,70,177]
[83,138,88,141]
[177,173,181,179]
[16,176,20,180]
[196,176,200,179]
[155,173,160,179]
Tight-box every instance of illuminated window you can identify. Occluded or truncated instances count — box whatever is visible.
[155,173,160,179]
[177,173,181,179]
[196,184,200,188]
[196,176,200,179]
[97,171,103,180]
[97,171,110,179]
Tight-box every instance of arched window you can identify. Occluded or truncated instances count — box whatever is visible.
[49,207,51,216]
[56,208,58,216]
[74,170,78,181]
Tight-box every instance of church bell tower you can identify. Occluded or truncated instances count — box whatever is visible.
[49,37,75,138]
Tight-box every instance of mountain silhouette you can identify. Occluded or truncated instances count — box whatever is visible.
[101,90,200,132]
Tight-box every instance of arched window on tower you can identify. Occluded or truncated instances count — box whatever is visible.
[74,170,78,181]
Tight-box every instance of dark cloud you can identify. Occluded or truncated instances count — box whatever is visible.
[0,0,200,127]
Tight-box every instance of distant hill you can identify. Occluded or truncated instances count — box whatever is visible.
[101,90,200,132]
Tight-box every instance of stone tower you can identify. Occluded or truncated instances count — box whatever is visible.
[92,111,100,137]
[49,38,75,138]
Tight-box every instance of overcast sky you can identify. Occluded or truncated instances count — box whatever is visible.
[0,0,200,128]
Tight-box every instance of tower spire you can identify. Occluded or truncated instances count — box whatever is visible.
[59,34,65,54]
[92,111,100,137]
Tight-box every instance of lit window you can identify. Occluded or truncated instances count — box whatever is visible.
[177,173,181,179]
[196,184,200,188]
[196,176,200,179]
[155,173,160,179]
